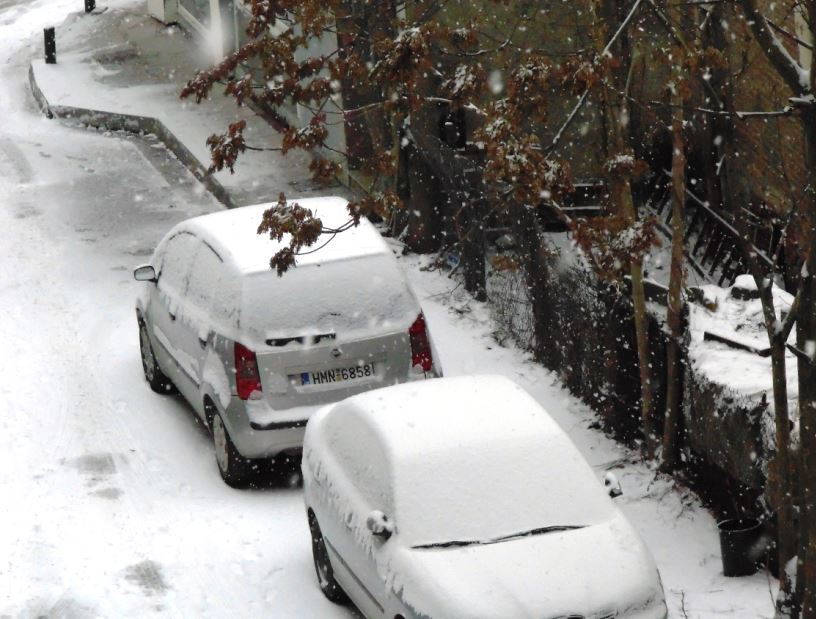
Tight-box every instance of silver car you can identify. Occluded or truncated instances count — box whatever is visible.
[134,197,438,486]
[303,376,667,619]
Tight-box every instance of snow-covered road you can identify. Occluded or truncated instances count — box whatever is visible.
[0,1,776,618]
[0,2,354,617]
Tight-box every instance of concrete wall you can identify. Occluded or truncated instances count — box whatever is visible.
[231,4,348,175]
[511,245,775,505]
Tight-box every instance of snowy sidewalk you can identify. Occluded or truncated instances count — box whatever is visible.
[28,2,331,207]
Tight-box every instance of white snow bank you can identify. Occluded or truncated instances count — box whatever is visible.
[688,278,797,403]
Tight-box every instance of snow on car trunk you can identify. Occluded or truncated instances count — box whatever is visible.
[242,254,420,409]
[241,254,418,344]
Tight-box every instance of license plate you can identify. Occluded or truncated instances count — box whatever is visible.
[300,362,375,386]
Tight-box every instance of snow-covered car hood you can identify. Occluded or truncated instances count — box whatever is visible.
[387,513,666,619]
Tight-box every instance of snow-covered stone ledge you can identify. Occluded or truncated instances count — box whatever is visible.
[24,7,318,208]
[28,62,234,208]
[497,237,790,507]
[685,277,798,498]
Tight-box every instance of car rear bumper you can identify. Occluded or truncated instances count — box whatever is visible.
[222,396,315,459]
[223,371,439,459]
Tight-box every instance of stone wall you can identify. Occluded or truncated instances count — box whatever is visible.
[505,243,775,505]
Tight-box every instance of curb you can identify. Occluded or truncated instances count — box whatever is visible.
[28,64,235,209]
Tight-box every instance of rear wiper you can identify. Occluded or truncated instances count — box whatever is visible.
[267,333,336,347]
[412,525,586,550]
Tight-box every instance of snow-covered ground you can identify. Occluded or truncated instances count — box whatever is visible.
[0,1,776,617]
[0,3,351,617]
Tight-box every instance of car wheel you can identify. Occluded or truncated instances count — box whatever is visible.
[139,319,175,394]
[211,412,248,487]
[308,512,348,604]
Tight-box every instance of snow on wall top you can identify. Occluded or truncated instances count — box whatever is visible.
[318,375,614,546]
[179,196,389,275]
[688,279,797,401]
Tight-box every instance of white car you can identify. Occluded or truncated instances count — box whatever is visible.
[134,197,438,486]
[302,375,667,619]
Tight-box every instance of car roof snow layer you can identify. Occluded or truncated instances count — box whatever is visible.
[335,375,564,457]
[179,196,388,275]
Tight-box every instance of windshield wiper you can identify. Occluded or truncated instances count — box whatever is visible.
[412,525,586,550]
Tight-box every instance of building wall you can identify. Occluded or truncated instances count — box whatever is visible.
[149,0,234,62]
[150,0,810,229]
[231,3,348,171]
[723,2,807,219]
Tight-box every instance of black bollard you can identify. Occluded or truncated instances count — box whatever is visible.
[85,0,95,13]
[44,27,56,64]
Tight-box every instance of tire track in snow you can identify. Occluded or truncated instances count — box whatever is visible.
[0,137,33,184]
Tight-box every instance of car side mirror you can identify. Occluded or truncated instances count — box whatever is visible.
[605,472,623,498]
[133,264,157,283]
[366,510,394,541]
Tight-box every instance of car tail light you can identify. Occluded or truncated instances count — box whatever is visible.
[409,314,433,372]
[235,342,262,399]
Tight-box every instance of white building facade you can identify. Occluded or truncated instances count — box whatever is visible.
[148,0,348,171]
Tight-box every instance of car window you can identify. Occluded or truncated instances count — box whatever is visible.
[327,413,393,517]
[186,242,222,311]
[158,231,199,298]
[241,254,418,342]
[186,241,239,330]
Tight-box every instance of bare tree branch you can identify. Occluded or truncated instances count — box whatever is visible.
[546,0,646,155]
[737,0,810,95]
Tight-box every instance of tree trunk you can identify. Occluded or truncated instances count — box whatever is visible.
[596,0,656,457]
[798,3,816,611]
[731,203,798,615]
[460,160,487,301]
[796,104,816,619]
[771,336,797,618]
[601,103,655,456]
[730,202,798,616]
[404,147,442,252]
[661,81,686,472]
[509,200,551,362]
[629,247,656,456]
[608,161,655,455]
[727,2,813,612]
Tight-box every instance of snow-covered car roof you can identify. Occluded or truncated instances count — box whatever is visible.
[311,375,614,546]
[179,196,389,275]
[343,374,565,454]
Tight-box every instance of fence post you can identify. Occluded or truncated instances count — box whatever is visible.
[85,0,96,13]
[44,27,56,64]
[461,156,486,301]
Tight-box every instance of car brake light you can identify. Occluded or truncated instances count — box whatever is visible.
[409,314,433,372]
[235,342,262,400]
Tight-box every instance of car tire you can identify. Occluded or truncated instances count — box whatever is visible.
[211,411,249,487]
[138,319,176,394]
[308,512,348,604]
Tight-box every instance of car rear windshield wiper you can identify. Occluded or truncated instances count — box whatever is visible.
[267,332,336,347]
[412,525,586,550]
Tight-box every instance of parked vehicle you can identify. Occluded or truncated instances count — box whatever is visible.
[302,375,667,619]
[133,197,438,486]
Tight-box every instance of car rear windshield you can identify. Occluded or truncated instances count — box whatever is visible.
[241,254,418,344]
